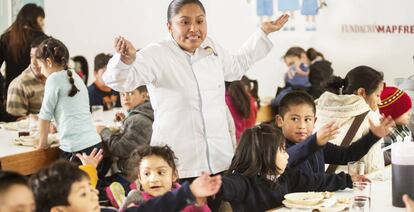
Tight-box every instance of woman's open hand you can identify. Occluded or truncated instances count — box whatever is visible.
[114,36,137,65]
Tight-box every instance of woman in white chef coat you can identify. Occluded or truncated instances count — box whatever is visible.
[103,0,289,180]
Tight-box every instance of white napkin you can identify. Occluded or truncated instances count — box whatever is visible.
[0,119,29,131]
[14,133,59,148]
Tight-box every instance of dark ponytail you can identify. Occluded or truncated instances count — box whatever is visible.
[241,76,261,109]
[323,66,383,96]
[323,75,346,95]
[306,48,324,61]
[66,70,80,97]
[36,38,79,97]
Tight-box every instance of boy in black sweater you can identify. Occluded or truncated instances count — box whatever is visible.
[276,91,394,174]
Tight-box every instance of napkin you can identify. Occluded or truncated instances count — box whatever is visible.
[0,119,29,131]
[14,133,59,148]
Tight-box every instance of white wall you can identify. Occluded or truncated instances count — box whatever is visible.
[43,0,414,98]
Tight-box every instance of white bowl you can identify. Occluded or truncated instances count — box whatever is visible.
[284,192,324,206]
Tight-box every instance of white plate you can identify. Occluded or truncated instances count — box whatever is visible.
[283,199,315,209]
[284,192,324,205]
[282,200,348,212]
[318,204,347,212]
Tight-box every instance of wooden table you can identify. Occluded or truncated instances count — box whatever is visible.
[0,109,120,175]
[0,129,59,175]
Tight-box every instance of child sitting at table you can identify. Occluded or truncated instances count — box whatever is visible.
[34,38,107,176]
[276,91,394,174]
[378,86,412,165]
[29,148,220,212]
[217,124,368,211]
[97,85,153,181]
[0,170,35,212]
[107,145,211,211]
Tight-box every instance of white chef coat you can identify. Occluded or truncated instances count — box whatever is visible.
[103,29,273,178]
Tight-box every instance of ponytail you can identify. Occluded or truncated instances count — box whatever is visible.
[66,70,79,97]
[323,75,346,95]
[306,48,324,61]
[323,66,383,96]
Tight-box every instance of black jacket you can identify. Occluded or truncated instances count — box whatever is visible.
[124,181,197,212]
[286,131,381,174]
[218,169,352,212]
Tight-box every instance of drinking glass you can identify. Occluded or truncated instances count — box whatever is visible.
[91,105,104,122]
[348,161,365,175]
[352,181,371,211]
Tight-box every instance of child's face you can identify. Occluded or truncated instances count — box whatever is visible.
[277,104,316,143]
[94,66,107,83]
[30,47,42,76]
[57,178,100,212]
[284,55,301,67]
[37,58,54,77]
[121,90,148,111]
[395,110,412,125]
[275,146,289,175]
[0,185,35,212]
[138,155,177,197]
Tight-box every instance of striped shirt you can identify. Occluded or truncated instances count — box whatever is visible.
[6,67,45,116]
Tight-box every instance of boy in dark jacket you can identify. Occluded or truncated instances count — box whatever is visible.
[97,85,153,180]
[276,91,394,174]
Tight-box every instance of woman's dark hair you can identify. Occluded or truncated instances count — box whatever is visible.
[323,65,384,96]
[0,171,29,193]
[227,124,285,178]
[241,76,261,109]
[3,3,45,62]
[227,80,251,118]
[167,0,206,22]
[127,145,178,181]
[306,48,324,61]
[283,46,305,59]
[72,55,89,84]
[36,38,79,97]
[29,160,89,212]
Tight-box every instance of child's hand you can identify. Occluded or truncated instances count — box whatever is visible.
[351,175,371,183]
[76,148,103,168]
[49,123,57,133]
[403,194,414,212]
[96,125,106,134]
[114,112,126,122]
[190,172,222,198]
[316,121,339,146]
[369,114,395,138]
[36,141,48,150]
